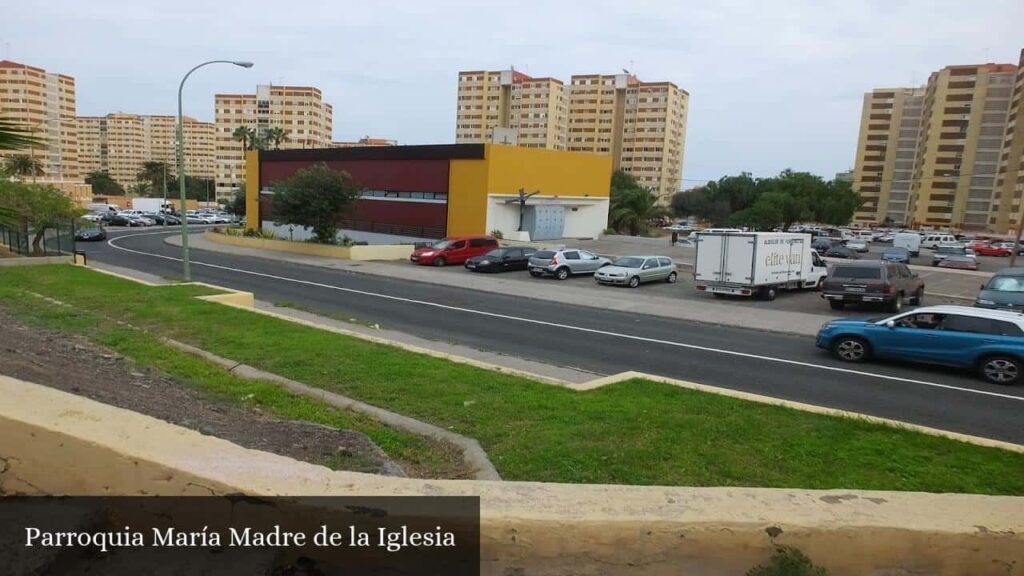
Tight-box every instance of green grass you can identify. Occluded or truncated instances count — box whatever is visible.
[3,264,1024,494]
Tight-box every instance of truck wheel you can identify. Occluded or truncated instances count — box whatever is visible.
[829,301,845,310]
[761,286,777,301]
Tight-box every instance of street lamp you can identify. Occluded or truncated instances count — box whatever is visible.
[177,59,253,281]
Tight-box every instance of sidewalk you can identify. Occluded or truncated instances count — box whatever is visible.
[167,234,835,336]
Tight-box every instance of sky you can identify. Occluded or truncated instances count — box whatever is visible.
[3,0,1022,186]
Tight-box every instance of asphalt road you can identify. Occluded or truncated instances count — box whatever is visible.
[73,228,1024,444]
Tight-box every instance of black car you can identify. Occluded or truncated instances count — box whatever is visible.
[811,238,838,252]
[107,214,135,227]
[825,245,859,259]
[75,227,107,242]
[148,213,181,225]
[464,247,536,272]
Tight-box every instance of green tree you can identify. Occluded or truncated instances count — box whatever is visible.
[232,126,255,151]
[226,187,247,216]
[137,161,168,196]
[607,169,670,235]
[0,180,81,254]
[85,171,126,197]
[0,119,44,150]
[165,175,216,201]
[128,182,151,198]
[264,127,288,150]
[4,154,44,179]
[271,163,360,243]
[729,195,785,230]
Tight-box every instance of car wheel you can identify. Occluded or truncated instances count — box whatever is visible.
[555,267,570,281]
[979,355,1021,386]
[628,276,640,288]
[832,336,870,363]
[666,271,677,284]
[910,287,924,306]
[888,293,903,312]
[433,257,446,267]
[762,286,777,301]
[529,270,543,277]
[829,300,845,310]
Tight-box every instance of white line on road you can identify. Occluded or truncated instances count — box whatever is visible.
[107,231,1024,402]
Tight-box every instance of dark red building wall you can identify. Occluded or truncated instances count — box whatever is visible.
[258,159,450,237]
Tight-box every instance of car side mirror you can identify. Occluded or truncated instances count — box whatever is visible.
[980,284,985,290]
[885,320,895,329]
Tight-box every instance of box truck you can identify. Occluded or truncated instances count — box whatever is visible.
[694,232,828,300]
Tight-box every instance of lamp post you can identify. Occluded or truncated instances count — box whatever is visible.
[177,59,253,281]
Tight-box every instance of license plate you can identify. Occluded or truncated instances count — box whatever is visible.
[845,287,866,292]
[709,286,744,295]
[529,267,543,272]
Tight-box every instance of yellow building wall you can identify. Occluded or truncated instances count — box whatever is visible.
[245,150,260,231]
[448,144,613,236]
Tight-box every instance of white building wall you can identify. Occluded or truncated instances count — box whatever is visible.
[485,195,609,240]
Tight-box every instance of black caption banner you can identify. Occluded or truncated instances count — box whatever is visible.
[0,496,480,575]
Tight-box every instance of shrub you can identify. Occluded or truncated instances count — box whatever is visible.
[490,229,504,239]
[746,546,828,576]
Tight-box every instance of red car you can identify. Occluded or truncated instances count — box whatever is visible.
[970,243,1012,257]
[409,235,499,266]
[937,255,979,270]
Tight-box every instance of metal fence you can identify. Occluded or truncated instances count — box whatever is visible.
[0,219,76,256]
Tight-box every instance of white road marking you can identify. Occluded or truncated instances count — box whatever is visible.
[107,231,1024,402]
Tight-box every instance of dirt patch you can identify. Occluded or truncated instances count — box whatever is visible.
[0,306,405,477]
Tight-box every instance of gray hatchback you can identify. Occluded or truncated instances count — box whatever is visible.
[594,256,677,288]
[528,248,611,280]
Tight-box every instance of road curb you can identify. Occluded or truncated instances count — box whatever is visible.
[161,338,503,481]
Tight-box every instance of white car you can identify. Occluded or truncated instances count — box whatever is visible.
[845,239,870,253]
[81,213,102,222]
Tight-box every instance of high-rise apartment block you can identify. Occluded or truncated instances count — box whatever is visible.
[74,113,215,188]
[853,50,1024,233]
[992,50,1024,233]
[456,69,688,199]
[0,60,79,180]
[214,85,333,200]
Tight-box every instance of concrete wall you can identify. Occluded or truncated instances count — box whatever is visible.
[204,231,413,261]
[2,374,1021,575]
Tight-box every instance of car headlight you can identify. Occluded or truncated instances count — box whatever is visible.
[977,299,996,306]
[478,260,490,266]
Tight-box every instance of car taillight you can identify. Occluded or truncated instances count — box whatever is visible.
[550,257,558,265]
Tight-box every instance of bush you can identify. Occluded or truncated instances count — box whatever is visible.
[490,229,504,239]
[602,227,617,235]
[240,228,277,239]
[746,547,828,576]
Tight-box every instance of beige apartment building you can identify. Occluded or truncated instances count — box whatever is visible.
[456,69,687,199]
[851,87,926,225]
[214,85,333,200]
[992,50,1024,233]
[852,55,1022,232]
[75,113,215,189]
[0,60,78,180]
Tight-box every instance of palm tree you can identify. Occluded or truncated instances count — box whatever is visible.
[4,154,44,180]
[128,182,151,198]
[265,127,288,150]
[232,126,256,150]
[137,161,167,196]
[0,119,43,150]
[608,187,669,236]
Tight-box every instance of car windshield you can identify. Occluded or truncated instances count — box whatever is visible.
[936,246,964,254]
[429,240,452,249]
[831,266,881,279]
[483,249,506,258]
[884,248,907,256]
[986,276,1024,292]
[612,257,645,268]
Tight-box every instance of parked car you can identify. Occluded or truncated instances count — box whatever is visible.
[594,256,677,288]
[976,268,1024,310]
[410,235,499,266]
[846,239,869,253]
[937,255,979,270]
[877,233,895,243]
[820,261,924,312]
[130,216,155,226]
[811,238,837,253]
[880,247,910,264]
[824,245,859,259]
[185,215,206,225]
[970,243,1013,257]
[931,244,975,266]
[107,213,135,227]
[74,227,107,242]
[922,233,958,250]
[161,214,181,225]
[463,247,536,273]
[81,213,103,222]
[527,248,611,280]
[816,305,1024,385]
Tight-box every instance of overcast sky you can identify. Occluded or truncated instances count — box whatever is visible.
[4,0,1022,185]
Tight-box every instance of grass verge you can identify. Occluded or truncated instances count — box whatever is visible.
[2,265,1023,494]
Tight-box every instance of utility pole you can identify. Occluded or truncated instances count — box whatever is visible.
[162,164,168,227]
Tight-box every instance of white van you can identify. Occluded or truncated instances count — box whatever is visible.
[922,233,958,250]
[893,232,922,257]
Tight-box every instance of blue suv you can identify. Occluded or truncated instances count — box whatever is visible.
[815,305,1024,385]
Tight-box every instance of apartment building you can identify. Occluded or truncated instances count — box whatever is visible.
[214,85,333,200]
[455,70,568,150]
[75,113,215,188]
[992,50,1024,233]
[0,60,78,180]
[331,136,398,148]
[455,69,687,199]
[852,55,1022,232]
[851,87,926,225]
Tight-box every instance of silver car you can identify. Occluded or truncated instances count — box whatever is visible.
[528,248,611,280]
[594,256,677,288]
